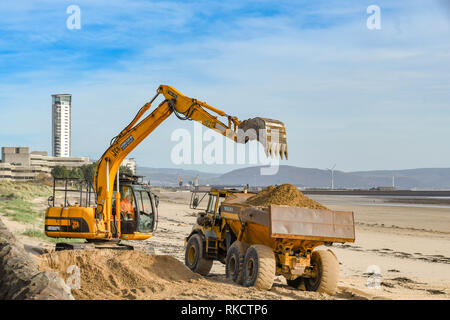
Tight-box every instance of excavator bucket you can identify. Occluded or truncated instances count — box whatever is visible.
[238,117,288,159]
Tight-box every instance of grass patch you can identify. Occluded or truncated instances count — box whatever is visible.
[1,181,85,245]
[0,198,42,224]
[21,229,47,239]
[0,181,52,200]
[21,229,84,243]
[0,181,51,224]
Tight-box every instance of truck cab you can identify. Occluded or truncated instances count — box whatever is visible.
[186,187,255,263]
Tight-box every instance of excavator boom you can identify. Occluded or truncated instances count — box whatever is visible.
[95,85,288,216]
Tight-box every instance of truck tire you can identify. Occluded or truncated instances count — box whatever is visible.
[225,241,249,284]
[243,244,276,290]
[185,234,213,276]
[304,250,339,295]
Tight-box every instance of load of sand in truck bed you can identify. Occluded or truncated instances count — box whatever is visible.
[245,184,328,210]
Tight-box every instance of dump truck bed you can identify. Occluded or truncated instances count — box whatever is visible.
[220,194,355,244]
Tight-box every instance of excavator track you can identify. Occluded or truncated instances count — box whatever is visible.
[55,240,134,251]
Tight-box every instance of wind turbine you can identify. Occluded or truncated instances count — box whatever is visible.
[327,164,336,190]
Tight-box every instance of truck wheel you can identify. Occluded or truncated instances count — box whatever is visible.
[185,234,213,276]
[243,245,276,290]
[304,250,339,295]
[226,241,249,284]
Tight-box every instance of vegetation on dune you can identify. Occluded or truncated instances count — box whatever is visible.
[0,182,48,235]
[0,182,85,244]
[0,181,52,200]
[21,229,46,238]
[0,182,51,228]
[0,198,42,224]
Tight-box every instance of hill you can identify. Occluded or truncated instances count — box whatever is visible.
[137,166,450,189]
[211,166,450,189]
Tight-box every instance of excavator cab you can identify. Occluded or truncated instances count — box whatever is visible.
[112,174,158,236]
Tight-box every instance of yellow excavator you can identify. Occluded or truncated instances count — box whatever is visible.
[44,85,287,249]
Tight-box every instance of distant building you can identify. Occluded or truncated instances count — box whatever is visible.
[122,158,136,175]
[0,147,90,182]
[52,94,72,157]
[1,147,31,166]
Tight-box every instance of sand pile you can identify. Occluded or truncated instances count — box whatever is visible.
[245,184,328,210]
[38,249,201,300]
[38,248,332,300]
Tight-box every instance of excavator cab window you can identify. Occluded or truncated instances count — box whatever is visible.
[135,188,155,233]
[119,186,137,222]
[112,185,138,234]
[113,184,155,234]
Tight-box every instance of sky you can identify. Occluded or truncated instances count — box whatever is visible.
[0,0,449,173]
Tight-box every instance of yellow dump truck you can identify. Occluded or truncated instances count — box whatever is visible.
[184,187,355,295]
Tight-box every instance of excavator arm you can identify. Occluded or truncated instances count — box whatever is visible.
[94,85,287,237]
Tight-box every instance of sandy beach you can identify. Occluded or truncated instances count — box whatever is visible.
[1,190,449,300]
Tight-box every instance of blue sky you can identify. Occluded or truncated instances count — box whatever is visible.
[0,0,449,173]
